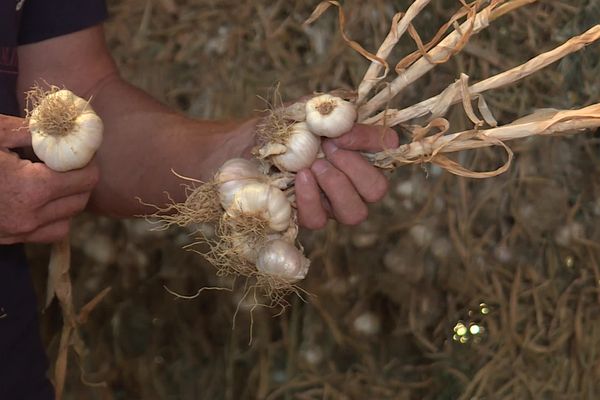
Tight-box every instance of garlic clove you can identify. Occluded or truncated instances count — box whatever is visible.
[227,182,291,232]
[215,158,263,184]
[219,179,260,211]
[272,122,321,172]
[215,158,265,209]
[229,230,283,263]
[256,239,310,283]
[305,94,357,138]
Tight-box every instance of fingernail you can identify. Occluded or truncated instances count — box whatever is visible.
[322,140,338,155]
[311,159,329,176]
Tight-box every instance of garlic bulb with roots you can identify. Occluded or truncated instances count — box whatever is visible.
[229,230,280,262]
[305,94,357,138]
[29,89,103,172]
[215,158,265,209]
[226,182,292,232]
[271,122,321,172]
[256,239,310,283]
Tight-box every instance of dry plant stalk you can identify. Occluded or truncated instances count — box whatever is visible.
[356,0,432,104]
[305,0,600,179]
[358,0,503,120]
[363,25,600,126]
[366,104,600,178]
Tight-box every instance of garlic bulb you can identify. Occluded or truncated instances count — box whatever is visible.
[230,231,282,262]
[215,158,265,209]
[305,94,357,138]
[256,239,310,283]
[272,122,321,172]
[227,182,291,232]
[29,89,103,172]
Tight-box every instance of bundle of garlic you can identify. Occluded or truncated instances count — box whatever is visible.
[153,0,600,307]
[152,95,363,303]
[26,85,109,400]
[154,157,309,300]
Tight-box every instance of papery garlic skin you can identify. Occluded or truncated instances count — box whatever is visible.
[215,158,264,209]
[256,239,310,283]
[30,90,103,172]
[305,94,357,138]
[272,122,321,172]
[216,158,263,184]
[227,182,291,232]
[230,231,282,262]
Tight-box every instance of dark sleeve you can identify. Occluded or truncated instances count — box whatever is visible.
[18,0,108,45]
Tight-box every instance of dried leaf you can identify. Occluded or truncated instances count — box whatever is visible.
[304,1,388,76]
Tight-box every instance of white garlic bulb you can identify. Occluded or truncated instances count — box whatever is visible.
[230,231,282,263]
[215,158,265,209]
[272,122,321,172]
[227,182,291,232]
[256,239,310,283]
[305,94,357,138]
[30,89,103,172]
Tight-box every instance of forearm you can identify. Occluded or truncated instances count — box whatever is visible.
[87,75,256,217]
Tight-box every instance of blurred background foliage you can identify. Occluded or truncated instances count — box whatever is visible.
[27,0,600,399]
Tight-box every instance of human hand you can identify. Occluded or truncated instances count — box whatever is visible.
[295,124,398,229]
[0,114,99,244]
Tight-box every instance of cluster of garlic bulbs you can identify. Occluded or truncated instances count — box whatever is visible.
[213,158,309,283]
[256,94,357,173]
[205,94,357,286]
[158,94,358,292]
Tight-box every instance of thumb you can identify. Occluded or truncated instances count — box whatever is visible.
[0,114,30,148]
